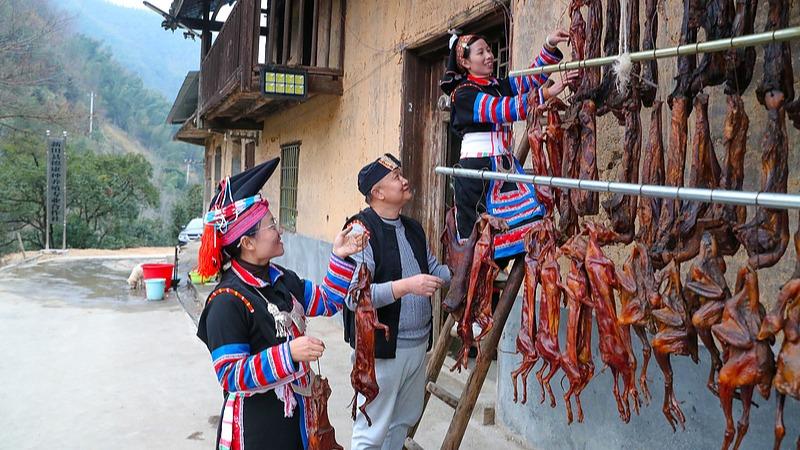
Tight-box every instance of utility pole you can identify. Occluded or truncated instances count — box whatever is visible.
[89,91,94,134]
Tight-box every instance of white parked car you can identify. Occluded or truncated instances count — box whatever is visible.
[178,218,204,245]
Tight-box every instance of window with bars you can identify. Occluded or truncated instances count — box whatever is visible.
[279,142,300,232]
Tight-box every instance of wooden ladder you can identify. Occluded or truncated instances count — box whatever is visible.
[404,255,525,450]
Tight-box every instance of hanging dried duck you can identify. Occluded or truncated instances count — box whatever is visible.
[584,222,640,422]
[735,0,793,270]
[452,214,508,372]
[651,259,699,431]
[636,100,665,248]
[758,277,800,450]
[712,266,775,450]
[349,265,391,426]
[307,375,345,450]
[559,234,595,424]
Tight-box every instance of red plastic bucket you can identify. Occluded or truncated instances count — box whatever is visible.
[142,263,175,293]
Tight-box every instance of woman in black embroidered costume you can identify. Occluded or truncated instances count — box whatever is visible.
[195,158,367,450]
[441,31,578,259]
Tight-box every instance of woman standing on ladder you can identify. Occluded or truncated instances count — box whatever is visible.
[440,30,578,260]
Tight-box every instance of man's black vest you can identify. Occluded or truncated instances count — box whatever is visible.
[343,207,430,358]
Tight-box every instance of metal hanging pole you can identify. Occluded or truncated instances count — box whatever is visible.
[434,167,800,210]
[509,26,800,77]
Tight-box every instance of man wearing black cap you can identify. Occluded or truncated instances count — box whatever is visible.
[343,154,451,450]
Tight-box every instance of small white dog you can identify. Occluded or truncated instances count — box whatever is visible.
[127,264,145,290]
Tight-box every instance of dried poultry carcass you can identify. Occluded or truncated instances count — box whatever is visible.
[602,97,642,244]
[688,0,733,93]
[673,93,721,263]
[651,259,699,431]
[527,94,555,214]
[651,0,700,269]
[758,278,800,450]
[724,0,758,96]
[559,0,587,238]
[639,0,659,106]
[559,234,596,424]
[560,108,581,239]
[686,232,731,396]
[735,0,792,270]
[535,237,564,407]
[573,0,602,217]
[544,97,567,210]
[618,243,658,404]
[350,265,391,426]
[307,375,345,450]
[636,100,665,248]
[602,0,642,244]
[584,222,640,422]
[701,95,748,256]
[712,266,775,450]
[733,97,790,269]
[452,214,508,372]
[512,227,545,404]
[441,207,479,315]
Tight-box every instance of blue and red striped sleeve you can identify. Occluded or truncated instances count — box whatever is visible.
[211,342,302,393]
[302,253,356,317]
[203,296,304,393]
[505,46,563,95]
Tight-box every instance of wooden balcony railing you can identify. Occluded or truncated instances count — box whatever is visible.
[198,0,344,122]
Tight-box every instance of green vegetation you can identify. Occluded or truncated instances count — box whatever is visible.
[0,0,203,254]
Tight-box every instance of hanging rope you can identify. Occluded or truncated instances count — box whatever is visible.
[614,0,633,93]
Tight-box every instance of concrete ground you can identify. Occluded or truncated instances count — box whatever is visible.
[0,257,221,449]
[0,254,529,449]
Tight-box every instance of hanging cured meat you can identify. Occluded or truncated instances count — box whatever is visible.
[584,222,640,422]
[734,100,790,269]
[689,0,733,93]
[349,265,391,426]
[673,93,721,263]
[652,0,700,268]
[545,97,567,210]
[307,375,345,450]
[712,266,775,450]
[441,207,478,314]
[651,260,699,431]
[558,235,595,424]
[572,0,602,217]
[602,0,642,244]
[758,277,800,450]
[535,235,564,407]
[637,100,665,248]
[639,0,659,106]
[724,0,758,95]
[702,95,748,256]
[618,243,658,404]
[685,233,730,396]
[452,214,508,372]
[512,228,545,403]
[735,0,792,270]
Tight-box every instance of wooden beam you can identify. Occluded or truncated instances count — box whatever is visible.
[294,0,305,64]
[316,0,331,67]
[266,0,277,64]
[201,0,212,58]
[426,382,458,409]
[307,74,343,95]
[310,0,319,65]
[206,117,263,130]
[329,0,343,69]
[282,0,291,64]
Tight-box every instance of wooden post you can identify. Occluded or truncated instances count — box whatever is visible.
[201,0,212,59]
[16,232,25,258]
